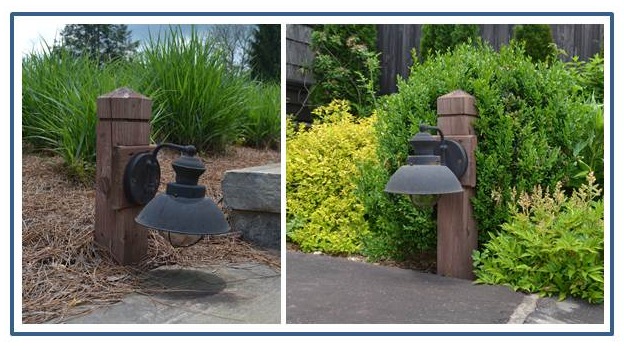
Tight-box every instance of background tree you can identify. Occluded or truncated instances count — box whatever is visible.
[512,24,556,63]
[419,24,480,61]
[247,24,281,82]
[57,24,139,62]
[208,24,256,72]
[309,24,380,117]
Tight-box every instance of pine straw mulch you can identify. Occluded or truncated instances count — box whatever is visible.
[21,146,281,324]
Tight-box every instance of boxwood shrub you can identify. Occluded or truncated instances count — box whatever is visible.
[361,40,603,258]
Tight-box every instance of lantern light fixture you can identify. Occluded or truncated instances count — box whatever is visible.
[123,143,230,247]
[384,124,468,207]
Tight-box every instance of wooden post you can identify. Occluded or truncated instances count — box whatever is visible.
[436,90,478,280]
[95,88,152,264]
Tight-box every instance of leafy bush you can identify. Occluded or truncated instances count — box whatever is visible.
[241,82,280,149]
[512,24,556,63]
[22,46,147,182]
[286,100,376,254]
[567,52,604,102]
[356,160,436,260]
[309,24,380,117]
[142,26,249,153]
[564,53,604,189]
[472,173,603,304]
[361,41,602,259]
[419,24,480,61]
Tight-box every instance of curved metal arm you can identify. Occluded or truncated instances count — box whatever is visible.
[417,123,467,179]
[418,124,450,167]
[152,143,197,159]
[419,124,445,142]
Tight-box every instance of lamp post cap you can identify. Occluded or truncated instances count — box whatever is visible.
[98,87,150,100]
[437,90,477,116]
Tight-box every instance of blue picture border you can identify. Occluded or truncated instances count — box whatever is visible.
[10,11,615,337]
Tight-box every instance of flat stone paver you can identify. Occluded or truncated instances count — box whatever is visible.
[525,297,604,324]
[59,262,280,324]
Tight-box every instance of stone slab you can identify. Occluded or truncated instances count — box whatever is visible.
[56,263,280,324]
[524,296,604,324]
[230,210,280,250]
[222,163,280,213]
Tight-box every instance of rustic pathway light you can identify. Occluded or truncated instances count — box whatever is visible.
[124,143,230,247]
[384,124,468,207]
[96,88,235,263]
[381,90,480,280]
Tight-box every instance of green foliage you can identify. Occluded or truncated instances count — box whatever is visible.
[286,100,376,254]
[142,26,249,153]
[364,41,602,256]
[473,174,604,304]
[21,46,148,182]
[57,24,139,63]
[567,52,604,102]
[22,25,280,182]
[240,82,280,149]
[310,24,380,117]
[356,160,436,260]
[564,53,604,189]
[247,25,281,82]
[512,24,556,63]
[419,24,480,61]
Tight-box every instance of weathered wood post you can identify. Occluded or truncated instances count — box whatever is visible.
[95,88,153,264]
[436,90,478,279]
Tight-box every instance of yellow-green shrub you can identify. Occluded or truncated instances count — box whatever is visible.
[286,100,376,254]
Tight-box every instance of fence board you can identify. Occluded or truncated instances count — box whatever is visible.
[286,24,604,118]
[377,24,604,94]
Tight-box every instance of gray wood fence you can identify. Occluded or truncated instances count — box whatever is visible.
[286,24,604,117]
[286,24,315,120]
[378,24,604,93]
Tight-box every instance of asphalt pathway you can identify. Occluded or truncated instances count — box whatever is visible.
[286,251,604,324]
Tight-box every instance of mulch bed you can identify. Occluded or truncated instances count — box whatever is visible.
[21,146,280,324]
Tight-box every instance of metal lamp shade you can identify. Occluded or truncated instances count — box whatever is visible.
[135,193,230,235]
[384,165,463,207]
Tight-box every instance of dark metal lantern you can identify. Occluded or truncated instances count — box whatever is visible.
[384,124,468,207]
[124,143,230,241]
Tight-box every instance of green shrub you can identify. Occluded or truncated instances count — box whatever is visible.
[240,82,280,149]
[567,53,604,102]
[472,173,603,304]
[420,24,480,61]
[142,26,249,153]
[361,41,602,259]
[564,53,604,189]
[309,24,380,117]
[512,24,556,63]
[286,100,376,254]
[22,46,147,182]
[356,160,436,260]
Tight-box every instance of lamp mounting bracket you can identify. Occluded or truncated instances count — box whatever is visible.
[124,151,161,205]
[436,139,468,179]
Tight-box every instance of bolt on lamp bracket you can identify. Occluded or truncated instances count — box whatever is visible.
[409,124,468,179]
